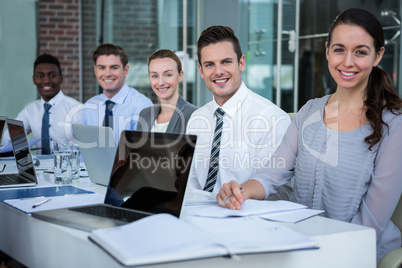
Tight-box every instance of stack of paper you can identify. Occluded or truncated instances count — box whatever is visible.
[185,199,324,223]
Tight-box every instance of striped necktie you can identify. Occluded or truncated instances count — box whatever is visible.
[203,108,225,192]
[103,100,115,129]
[41,103,52,155]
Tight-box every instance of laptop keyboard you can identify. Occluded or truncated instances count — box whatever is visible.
[69,205,150,223]
[0,174,29,185]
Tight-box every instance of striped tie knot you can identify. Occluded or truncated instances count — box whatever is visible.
[44,102,52,113]
[215,107,225,119]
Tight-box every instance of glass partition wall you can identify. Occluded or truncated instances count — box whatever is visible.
[297,0,401,110]
[81,0,198,104]
[81,0,401,112]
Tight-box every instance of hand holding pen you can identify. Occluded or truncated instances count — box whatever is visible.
[217,179,267,210]
[217,181,244,210]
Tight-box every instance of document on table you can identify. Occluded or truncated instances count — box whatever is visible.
[4,193,104,213]
[183,187,217,205]
[89,214,318,266]
[186,216,318,253]
[186,199,306,217]
[259,209,325,223]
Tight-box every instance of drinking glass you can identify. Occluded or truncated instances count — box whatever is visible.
[53,141,72,184]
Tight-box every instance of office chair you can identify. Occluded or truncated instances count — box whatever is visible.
[378,195,402,268]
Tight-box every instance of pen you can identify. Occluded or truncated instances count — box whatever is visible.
[32,199,51,208]
[221,187,243,205]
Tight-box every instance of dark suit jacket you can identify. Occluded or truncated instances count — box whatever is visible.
[136,95,197,134]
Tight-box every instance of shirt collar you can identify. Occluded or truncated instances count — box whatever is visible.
[211,81,248,118]
[102,83,130,105]
[41,90,64,106]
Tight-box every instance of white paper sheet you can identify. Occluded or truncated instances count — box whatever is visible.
[186,216,318,253]
[5,193,104,213]
[183,187,217,205]
[259,209,325,223]
[186,199,306,217]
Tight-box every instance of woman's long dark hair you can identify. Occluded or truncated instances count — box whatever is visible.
[327,8,401,150]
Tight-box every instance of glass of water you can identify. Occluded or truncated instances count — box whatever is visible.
[53,141,72,184]
[67,143,80,182]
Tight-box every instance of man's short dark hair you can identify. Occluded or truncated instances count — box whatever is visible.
[92,43,129,67]
[34,53,62,75]
[197,25,242,65]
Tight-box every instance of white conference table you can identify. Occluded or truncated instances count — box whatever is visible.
[0,162,376,268]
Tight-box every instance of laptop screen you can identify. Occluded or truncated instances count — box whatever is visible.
[104,131,197,218]
[6,119,36,179]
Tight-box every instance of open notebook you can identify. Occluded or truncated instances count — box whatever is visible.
[32,130,197,231]
[89,214,319,266]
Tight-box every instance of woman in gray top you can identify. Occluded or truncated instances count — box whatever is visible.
[136,49,197,134]
[217,8,402,263]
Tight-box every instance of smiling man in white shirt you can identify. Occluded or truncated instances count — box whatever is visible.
[81,43,152,144]
[186,26,291,198]
[1,53,83,154]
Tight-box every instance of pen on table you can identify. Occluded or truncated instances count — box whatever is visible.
[221,187,243,205]
[32,199,51,208]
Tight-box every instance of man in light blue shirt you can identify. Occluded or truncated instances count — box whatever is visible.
[81,43,152,143]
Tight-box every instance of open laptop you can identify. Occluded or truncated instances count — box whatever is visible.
[72,124,116,186]
[0,118,37,188]
[32,130,197,232]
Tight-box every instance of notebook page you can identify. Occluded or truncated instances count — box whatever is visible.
[89,214,227,266]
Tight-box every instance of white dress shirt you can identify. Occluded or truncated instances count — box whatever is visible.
[1,90,83,150]
[81,83,152,144]
[186,82,291,194]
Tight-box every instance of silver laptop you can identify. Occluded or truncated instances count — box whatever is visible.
[72,124,116,186]
[0,118,37,188]
[32,130,197,231]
